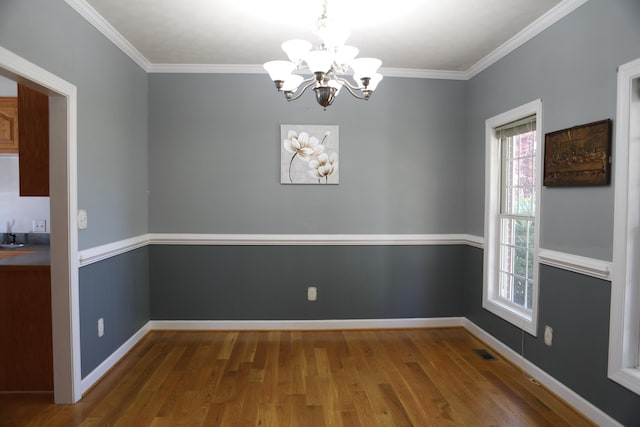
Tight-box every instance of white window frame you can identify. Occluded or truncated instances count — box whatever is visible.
[609,56,640,395]
[483,99,542,336]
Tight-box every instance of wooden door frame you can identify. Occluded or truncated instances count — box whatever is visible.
[0,46,81,403]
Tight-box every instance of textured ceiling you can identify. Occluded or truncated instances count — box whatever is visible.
[82,0,564,72]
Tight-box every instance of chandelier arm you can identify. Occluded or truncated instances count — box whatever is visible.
[284,78,317,102]
[334,78,368,100]
[334,77,360,91]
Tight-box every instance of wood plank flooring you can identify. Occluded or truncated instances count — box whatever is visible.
[0,328,594,426]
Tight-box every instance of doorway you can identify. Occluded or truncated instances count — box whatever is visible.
[0,46,80,403]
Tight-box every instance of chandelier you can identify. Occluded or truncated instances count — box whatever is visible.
[263,0,383,109]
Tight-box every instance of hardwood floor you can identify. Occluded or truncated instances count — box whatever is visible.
[0,328,594,426]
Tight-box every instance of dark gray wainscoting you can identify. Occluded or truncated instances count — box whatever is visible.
[79,247,150,378]
[149,245,465,321]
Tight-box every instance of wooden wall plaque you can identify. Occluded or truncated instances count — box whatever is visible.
[543,119,612,187]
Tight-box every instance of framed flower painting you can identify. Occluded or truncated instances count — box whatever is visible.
[280,124,339,184]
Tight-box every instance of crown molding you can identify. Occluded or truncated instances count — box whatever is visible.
[146,63,469,80]
[64,0,151,72]
[466,0,590,79]
[379,67,468,80]
[65,0,590,80]
[147,63,266,74]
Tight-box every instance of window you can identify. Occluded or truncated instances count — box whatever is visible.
[483,100,542,335]
[609,57,640,395]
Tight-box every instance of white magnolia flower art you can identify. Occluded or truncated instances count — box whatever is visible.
[280,125,339,184]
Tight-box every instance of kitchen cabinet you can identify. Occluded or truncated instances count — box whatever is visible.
[18,84,49,196]
[0,266,53,392]
[0,97,18,154]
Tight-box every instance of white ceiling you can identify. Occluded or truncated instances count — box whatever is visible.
[70,0,586,77]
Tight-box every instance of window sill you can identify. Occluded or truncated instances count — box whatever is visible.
[483,297,537,336]
[609,368,640,396]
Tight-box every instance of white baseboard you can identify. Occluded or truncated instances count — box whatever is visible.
[149,317,465,331]
[79,321,151,395]
[463,319,622,427]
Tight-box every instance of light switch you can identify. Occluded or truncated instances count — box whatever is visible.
[78,209,88,230]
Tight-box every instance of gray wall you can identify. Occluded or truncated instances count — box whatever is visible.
[0,0,149,250]
[150,245,464,320]
[148,74,467,234]
[79,248,149,377]
[465,0,640,261]
[464,0,640,424]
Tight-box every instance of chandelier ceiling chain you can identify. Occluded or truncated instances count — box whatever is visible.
[263,0,383,109]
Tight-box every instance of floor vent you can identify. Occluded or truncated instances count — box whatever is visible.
[473,349,497,360]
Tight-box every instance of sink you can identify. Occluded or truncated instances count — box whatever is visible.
[0,243,25,249]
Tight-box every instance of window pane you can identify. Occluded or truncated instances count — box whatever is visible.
[527,221,535,249]
[515,219,529,248]
[514,276,526,306]
[526,280,533,309]
[499,272,513,301]
[519,157,534,187]
[501,219,515,246]
[514,131,535,157]
[514,248,527,277]
[517,188,534,215]
[503,188,535,216]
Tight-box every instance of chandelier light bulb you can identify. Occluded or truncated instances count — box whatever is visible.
[263,60,296,83]
[304,50,334,73]
[334,45,359,68]
[281,39,312,62]
[282,74,304,92]
[350,57,382,78]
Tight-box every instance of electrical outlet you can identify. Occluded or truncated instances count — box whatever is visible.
[32,219,46,233]
[98,317,104,337]
[544,325,553,347]
[307,286,317,301]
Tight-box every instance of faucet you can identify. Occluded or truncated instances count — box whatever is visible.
[9,233,16,244]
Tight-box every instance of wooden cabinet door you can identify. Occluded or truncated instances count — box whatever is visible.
[0,267,53,392]
[18,84,49,196]
[0,97,18,154]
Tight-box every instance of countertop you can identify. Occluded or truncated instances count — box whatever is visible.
[0,244,50,267]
